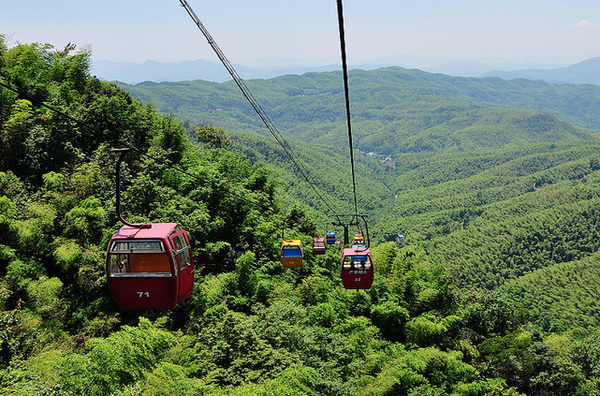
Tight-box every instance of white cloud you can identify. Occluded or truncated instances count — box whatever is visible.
[569,20,600,29]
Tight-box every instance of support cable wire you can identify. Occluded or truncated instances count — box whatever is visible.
[336,0,359,217]
[178,0,340,215]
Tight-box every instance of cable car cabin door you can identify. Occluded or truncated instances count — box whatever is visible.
[169,229,195,304]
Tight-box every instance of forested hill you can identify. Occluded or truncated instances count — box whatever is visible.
[118,66,600,155]
[6,38,600,395]
[119,66,600,291]
[121,63,600,333]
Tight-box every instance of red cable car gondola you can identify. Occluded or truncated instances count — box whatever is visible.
[313,237,326,255]
[341,247,374,289]
[105,148,195,310]
[106,223,195,310]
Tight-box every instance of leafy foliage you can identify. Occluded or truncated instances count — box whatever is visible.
[3,36,600,395]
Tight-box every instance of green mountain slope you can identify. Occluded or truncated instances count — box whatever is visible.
[502,251,600,331]
[119,67,600,250]
[227,130,397,240]
[6,38,600,396]
[388,141,600,285]
[119,67,600,154]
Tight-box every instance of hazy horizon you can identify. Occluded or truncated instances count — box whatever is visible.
[90,52,600,85]
[4,0,600,75]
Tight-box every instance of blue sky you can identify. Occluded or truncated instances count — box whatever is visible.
[3,0,600,67]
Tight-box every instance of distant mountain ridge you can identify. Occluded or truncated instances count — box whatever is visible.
[92,59,341,84]
[481,57,600,85]
[93,56,599,84]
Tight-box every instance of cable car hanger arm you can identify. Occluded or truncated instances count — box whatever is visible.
[111,147,151,229]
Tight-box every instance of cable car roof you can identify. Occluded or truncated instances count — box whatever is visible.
[111,223,179,240]
[282,239,303,248]
[342,247,371,255]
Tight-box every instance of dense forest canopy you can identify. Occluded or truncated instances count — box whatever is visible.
[119,67,600,154]
[3,36,600,395]
[120,66,600,246]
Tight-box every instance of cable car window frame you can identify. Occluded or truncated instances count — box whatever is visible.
[281,244,303,257]
[169,230,186,251]
[342,254,372,270]
[109,239,167,254]
[176,247,193,270]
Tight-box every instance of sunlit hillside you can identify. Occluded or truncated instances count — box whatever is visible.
[2,37,600,395]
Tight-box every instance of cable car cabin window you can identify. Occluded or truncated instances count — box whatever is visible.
[170,232,186,251]
[108,240,172,277]
[176,247,192,270]
[342,255,372,270]
[282,245,302,257]
[169,231,192,270]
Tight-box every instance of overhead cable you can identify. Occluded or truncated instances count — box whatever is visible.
[178,0,341,216]
[336,0,360,217]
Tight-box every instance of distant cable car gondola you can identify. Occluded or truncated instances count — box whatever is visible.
[341,247,374,289]
[313,237,326,255]
[326,232,336,245]
[106,223,195,310]
[105,148,195,310]
[353,233,364,245]
[352,233,365,249]
[281,239,303,268]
